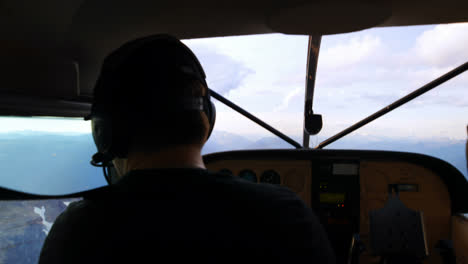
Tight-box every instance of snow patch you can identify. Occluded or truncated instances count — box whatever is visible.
[33,206,53,235]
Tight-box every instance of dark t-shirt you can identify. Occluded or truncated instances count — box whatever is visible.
[39,168,335,263]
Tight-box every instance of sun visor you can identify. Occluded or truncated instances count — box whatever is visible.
[0,94,91,117]
[0,59,80,100]
[0,59,90,117]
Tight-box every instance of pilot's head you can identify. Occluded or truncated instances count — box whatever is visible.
[87,34,215,175]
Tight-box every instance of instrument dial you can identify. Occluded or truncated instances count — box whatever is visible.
[238,169,257,183]
[260,170,281,184]
[219,168,233,175]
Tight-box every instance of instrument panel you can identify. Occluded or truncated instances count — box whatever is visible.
[208,160,312,206]
[204,149,467,264]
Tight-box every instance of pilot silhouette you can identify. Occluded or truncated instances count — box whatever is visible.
[39,34,335,264]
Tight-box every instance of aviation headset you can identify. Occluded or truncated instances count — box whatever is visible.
[86,34,216,180]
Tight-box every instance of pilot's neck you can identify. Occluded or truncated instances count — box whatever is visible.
[115,144,206,176]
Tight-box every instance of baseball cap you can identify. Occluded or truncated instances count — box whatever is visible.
[87,34,208,119]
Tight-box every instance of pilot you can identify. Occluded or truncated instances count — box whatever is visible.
[39,34,335,263]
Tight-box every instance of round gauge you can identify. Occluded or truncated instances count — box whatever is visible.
[238,169,257,183]
[260,170,281,184]
[219,168,233,175]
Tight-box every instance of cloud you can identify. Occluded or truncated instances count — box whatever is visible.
[319,35,383,70]
[415,23,468,68]
[412,92,468,108]
[361,93,400,104]
[274,87,302,112]
[214,110,303,139]
[359,89,468,109]
[183,43,254,95]
[183,28,467,141]
[315,24,468,110]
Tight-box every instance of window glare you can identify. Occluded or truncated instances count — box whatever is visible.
[0,117,90,133]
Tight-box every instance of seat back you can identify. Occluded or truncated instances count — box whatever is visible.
[369,185,428,262]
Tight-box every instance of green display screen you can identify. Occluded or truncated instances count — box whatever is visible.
[320,193,345,204]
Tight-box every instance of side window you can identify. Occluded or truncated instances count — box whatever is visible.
[0,117,107,195]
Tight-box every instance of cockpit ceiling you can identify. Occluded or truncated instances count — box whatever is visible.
[1,0,467,116]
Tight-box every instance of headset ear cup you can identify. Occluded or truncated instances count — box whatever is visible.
[206,101,216,140]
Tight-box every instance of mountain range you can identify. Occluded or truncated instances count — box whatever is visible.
[0,129,466,263]
[204,131,467,177]
[0,130,465,196]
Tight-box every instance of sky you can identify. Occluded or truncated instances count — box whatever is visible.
[183,22,468,142]
[0,22,467,143]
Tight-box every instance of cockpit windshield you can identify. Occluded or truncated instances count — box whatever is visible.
[0,23,466,197]
[187,23,467,177]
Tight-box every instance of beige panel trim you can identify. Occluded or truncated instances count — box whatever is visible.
[207,160,312,207]
[360,161,451,264]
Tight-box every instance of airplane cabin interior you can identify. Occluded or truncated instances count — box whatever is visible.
[0,0,467,263]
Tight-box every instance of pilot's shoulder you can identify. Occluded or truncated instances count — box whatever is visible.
[53,199,95,225]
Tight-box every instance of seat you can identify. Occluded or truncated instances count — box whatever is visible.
[369,184,428,264]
